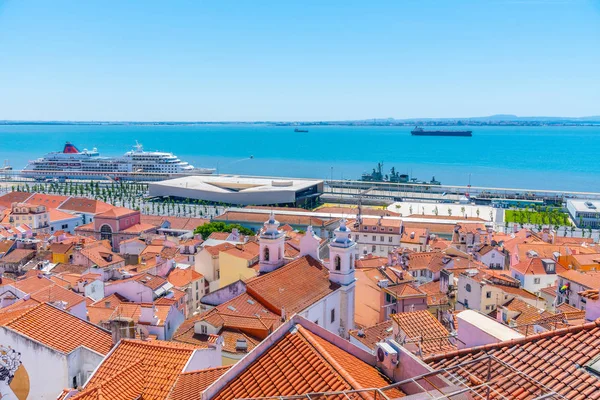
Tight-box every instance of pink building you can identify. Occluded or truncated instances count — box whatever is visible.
[75,207,156,251]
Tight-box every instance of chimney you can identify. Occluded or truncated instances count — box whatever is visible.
[280,307,287,322]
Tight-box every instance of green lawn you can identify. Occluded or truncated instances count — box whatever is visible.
[505,209,571,226]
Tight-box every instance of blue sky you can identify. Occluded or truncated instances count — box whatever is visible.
[0,0,599,121]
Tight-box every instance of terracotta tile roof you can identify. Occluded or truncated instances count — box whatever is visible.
[401,227,428,244]
[121,222,157,233]
[356,255,388,268]
[215,211,327,227]
[579,289,599,300]
[0,191,32,208]
[173,292,280,353]
[540,285,557,297]
[88,302,173,327]
[79,241,124,268]
[385,282,426,298]
[27,193,69,208]
[77,339,202,400]
[391,310,455,356]
[30,283,86,309]
[212,324,403,399]
[207,232,231,241]
[203,242,235,256]
[246,255,340,315]
[50,242,74,254]
[418,280,450,306]
[557,302,582,313]
[559,269,600,290]
[425,319,600,399]
[501,298,554,333]
[168,267,203,288]
[490,283,542,301]
[168,366,231,400]
[11,274,55,293]
[349,320,393,351]
[511,257,567,275]
[95,206,138,219]
[48,208,77,222]
[140,215,210,231]
[0,248,35,264]
[0,302,112,354]
[0,240,15,254]
[220,242,260,260]
[59,197,114,214]
[51,263,88,274]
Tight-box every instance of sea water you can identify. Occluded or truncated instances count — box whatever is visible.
[0,124,599,192]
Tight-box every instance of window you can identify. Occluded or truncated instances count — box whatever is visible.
[389,228,393,232]
[264,247,270,261]
[372,227,377,231]
[200,324,207,334]
[363,227,368,231]
[491,252,495,258]
[330,308,336,323]
[380,236,384,242]
[167,321,171,331]
[334,255,341,271]
[355,235,359,240]
[73,376,78,389]
[385,293,392,303]
[486,291,491,298]
[196,292,199,300]
[100,224,112,241]
[372,235,376,241]
[465,284,472,292]
[195,282,199,290]
[534,278,541,284]
[372,245,376,252]
[380,227,384,231]
[485,305,491,310]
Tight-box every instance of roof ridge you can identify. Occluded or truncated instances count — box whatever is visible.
[0,301,45,326]
[179,365,231,376]
[296,325,364,391]
[120,338,200,351]
[424,318,600,363]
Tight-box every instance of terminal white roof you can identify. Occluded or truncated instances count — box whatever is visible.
[567,199,600,213]
[151,175,322,194]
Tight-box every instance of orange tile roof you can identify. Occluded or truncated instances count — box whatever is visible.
[11,274,55,293]
[204,242,235,256]
[418,280,450,306]
[168,366,231,400]
[0,248,35,264]
[77,339,202,400]
[0,302,112,354]
[168,267,203,288]
[385,282,427,298]
[215,211,327,226]
[140,215,209,231]
[48,208,77,222]
[0,191,32,208]
[30,284,86,309]
[26,193,69,208]
[356,255,388,268]
[391,310,455,356]
[220,242,260,260]
[211,324,403,399]
[559,269,600,290]
[511,257,567,275]
[88,303,173,327]
[59,197,114,214]
[79,241,124,268]
[425,320,600,399]
[122,223,157,233]
[96,206,138,219]
[349,320,393,351]
[246,255,340,315]
[49,242,74,254]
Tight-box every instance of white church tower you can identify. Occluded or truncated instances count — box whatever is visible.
[259,211,285,273]
[328,219,356,338]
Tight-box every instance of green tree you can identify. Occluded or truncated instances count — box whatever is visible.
[193,221,254,239]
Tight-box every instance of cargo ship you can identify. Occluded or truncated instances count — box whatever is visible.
[411,126,472,137]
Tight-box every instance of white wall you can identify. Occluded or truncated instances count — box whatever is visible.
[0,328,69,399]
[104,281,153,303]
[83,280,105,302]
[66,347,105,390]
[301,291,342,336]
[68,301,88,321]
[50,215,83,235]
[184,346,223,371]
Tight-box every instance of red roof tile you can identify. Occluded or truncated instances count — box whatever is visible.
[391,310,455,356]
[168,366,231,400]
[246,255,340,315]
[349,320,393,351]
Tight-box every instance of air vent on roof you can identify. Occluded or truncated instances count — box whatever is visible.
[585,202,597,209]
[235,338,248,352]
[246,299,255,305]
[227,305,236,312]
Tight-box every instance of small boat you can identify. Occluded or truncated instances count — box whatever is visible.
[294,128,309,133]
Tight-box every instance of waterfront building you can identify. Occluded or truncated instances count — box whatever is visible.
[567,199,600,227]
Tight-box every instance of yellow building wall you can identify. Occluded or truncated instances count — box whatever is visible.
[219,252,257,288]
[52,252,70,264]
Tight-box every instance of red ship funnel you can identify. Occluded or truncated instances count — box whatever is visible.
[63,142,80,154]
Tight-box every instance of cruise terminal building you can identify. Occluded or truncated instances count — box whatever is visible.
[148,175,323,207]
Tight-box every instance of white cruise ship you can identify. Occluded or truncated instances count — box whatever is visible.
[22,142,215,181]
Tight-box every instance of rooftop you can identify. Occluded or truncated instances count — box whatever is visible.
[391,310,456,356]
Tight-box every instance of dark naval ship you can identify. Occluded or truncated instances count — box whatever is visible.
[361,163,440,185]
[411,126,472,137]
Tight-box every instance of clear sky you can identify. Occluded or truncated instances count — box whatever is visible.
[0,0,599,121]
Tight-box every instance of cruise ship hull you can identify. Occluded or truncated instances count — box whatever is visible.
[23,142,215,181]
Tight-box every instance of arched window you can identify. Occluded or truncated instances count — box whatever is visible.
[334,255,341,271]
[264,247,270,261]
[349,254,354,270]
[465,283,471,293]
[100,224,112,241]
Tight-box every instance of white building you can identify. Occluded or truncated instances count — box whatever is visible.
[566,199,600,228]
[510,257,565,295]
[0,302,112,399]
